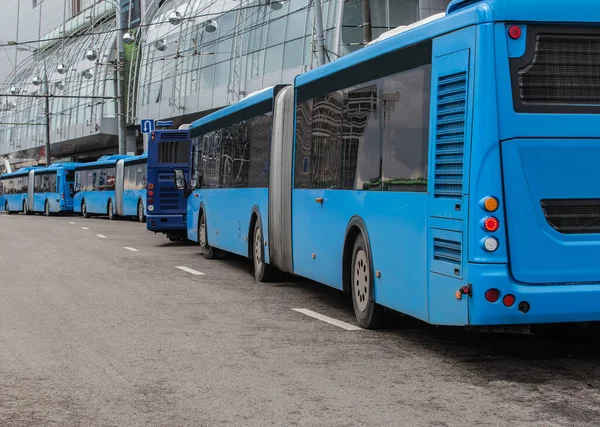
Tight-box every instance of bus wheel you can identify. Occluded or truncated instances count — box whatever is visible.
[107,199,115,220]
[137,200,145,223]
[350,234,384,329]
[5,202,14,215]
[22,201,28,215]
[44,200,51,217]
[198,212,215,259]
[82,201,90,218]
[253,220,275,282]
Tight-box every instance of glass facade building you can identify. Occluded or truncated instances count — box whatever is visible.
[0,0,450,168]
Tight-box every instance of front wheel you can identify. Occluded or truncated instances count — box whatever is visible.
[350,234,384,329]
[107,199,115,220]
[82,201,90,218]
[198,212,215,259]
[137,200,145,223]
[253,220,276,282]
[44,200,51,217]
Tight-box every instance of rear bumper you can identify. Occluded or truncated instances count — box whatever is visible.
[468,263,600,325]
[146,214,186,232]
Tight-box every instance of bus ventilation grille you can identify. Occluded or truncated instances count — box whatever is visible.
[541,199,600,234]
[433,72,467,199]
[433,238,462,265]
[518,34,600,104]
[162,131,190,141]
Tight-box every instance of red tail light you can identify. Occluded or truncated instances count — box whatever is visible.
[483,217,499,232]
[148,190,154,197]
[508,25,522,40]
[503,294,516,307]
[485,289,500,303]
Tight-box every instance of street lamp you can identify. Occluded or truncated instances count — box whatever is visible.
[169,11,183,25]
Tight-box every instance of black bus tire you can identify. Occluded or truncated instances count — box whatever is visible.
[82,201,90,218]
[198,211,215,259]
[350,234,384,329]
[107,199,115,220]
[137,200,145,223]
[252,219,276,283]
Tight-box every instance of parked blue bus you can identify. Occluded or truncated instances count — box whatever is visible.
[74,154,147,221]
[0,163,77,215]
[183,0,600,330]
[146,128,192,241]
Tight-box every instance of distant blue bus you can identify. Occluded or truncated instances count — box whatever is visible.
[0,163,77,215]
[184,0,600,330]
[146,129,191,241]
[74,154,147,221]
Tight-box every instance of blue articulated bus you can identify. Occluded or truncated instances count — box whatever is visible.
[146,129,192,241]
[186,0,600,330]
[74,154,147,221]
[1,163,77,215]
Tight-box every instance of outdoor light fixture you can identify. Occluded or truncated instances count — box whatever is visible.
[82,69,94,80]
[155,38,167,51]
[169,11,183,25]
[123,32,135,45]
[267,0,287,10]
[32,76,42,86]
[57,63,68,74]
[86,49,97,61]
[54,81,65,90]
[205,19,218,33]
[9,86,20,95]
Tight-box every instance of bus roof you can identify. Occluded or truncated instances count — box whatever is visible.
[75,155,132,170]
[123,153,147,164]
[189,85,287,132]
[295,0,600,89]
[0,166,41,178]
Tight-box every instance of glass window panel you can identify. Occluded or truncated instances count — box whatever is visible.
[283,38,303,70]
[214,61,230,88]
[381,65,431,192]
[199,66,214,91]
[264,44,283,75]
[285,8,306,41]
[266,5,287,47]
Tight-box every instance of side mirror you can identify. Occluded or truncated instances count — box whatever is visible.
[174,169,186,191]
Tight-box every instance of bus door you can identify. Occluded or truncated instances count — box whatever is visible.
[427,27,475,326]
[115,159,125,216]
[27,170,35,211]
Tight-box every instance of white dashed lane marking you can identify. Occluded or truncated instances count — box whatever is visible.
[96,234,107,239]
[68,221,76,224]
[292,308,362,331]
[123,247,139,252]
[175,266,205,276]
[81,227,89,230]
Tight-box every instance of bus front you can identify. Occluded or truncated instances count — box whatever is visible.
[464,0,600,327]
[146,129,191,241]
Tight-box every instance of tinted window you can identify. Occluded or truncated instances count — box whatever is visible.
[158,141,190,163]
[66,170,75,182]
[381,65,431,192]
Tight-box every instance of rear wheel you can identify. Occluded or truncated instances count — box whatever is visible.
[350,234,384,329]
[137,200,145,223]
[82,201,90,218]
[5,201,14,215]
[44,200,50,217]
[198,212,215,259]
[107,199,114,220]
[22,201,28,215]
[253,220,276,282]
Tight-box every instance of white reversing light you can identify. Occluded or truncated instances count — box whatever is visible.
[483,237,499,252]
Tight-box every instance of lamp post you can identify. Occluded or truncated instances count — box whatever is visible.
[10,41,52,166]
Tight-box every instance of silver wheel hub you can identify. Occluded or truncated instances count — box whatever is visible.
[353,249,370,313]
[200,220,207,247]
[254,228,262,266]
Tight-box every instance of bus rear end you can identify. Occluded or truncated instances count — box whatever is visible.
[463,0,600,327]
[146,129,191,240]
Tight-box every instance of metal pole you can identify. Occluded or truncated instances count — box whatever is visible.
[313,0,326,66]
[43,57,51,166]
[115,5,127,155]
[362,0,372,43]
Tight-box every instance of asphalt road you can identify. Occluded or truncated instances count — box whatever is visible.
[0,212,599,427]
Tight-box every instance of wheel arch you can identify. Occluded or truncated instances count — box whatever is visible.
[247,205,262,260]
[342,216,375,295]
[198,201,208,245]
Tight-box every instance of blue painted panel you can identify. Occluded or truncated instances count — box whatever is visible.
[188,188,270,262]
[467,263,600,325]
[291,190,430,321]
[123,189,146,216]
[501,138,600,284]
[74,191,113,215]
[4,194,26,212]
